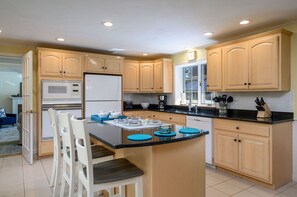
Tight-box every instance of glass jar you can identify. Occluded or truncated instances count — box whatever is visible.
[219,103,228,115]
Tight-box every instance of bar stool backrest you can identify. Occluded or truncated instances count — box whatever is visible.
[71,116,94,193]
[48,108,61,154]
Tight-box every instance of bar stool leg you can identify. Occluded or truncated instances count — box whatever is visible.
[135,177,143,197]
[119,186,126,197]
[77,181,83,197]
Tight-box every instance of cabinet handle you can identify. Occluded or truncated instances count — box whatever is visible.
[244,83,247,85]
[248,83,251,85]
[102,66,105,69]
[236,126,239,130]
[169,118,172,120]
[238,139,242,142]
[234,139,237,142]
[194,119,201,121]
[151,88,153,89]
[207,85,209,87]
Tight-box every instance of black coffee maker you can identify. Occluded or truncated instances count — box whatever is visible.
[158,95,167,109]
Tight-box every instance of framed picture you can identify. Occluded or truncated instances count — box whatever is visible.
[187,51,196,61]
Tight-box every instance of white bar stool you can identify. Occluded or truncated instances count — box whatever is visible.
[71,116,144,197]
[58,112,115,197]
[48,108,62,197]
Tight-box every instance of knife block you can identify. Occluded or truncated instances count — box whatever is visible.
[257,103,272,118]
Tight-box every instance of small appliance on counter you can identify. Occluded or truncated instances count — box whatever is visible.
[255,97,272,118]
[124,101,134,109]
[158,95,167,109]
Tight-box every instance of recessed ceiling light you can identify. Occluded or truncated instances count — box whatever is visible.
[204,32,213,36]
[240,20,250,25]
[102,21,113,27]
[0,30,2,33]
[142,53,148,56]
[108,48,125,52]
[56,38,65,42]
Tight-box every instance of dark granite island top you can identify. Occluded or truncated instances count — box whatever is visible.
[87,119,208,197]
[87,120,209,149]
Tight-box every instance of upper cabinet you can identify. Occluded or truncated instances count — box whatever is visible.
[123,60,140,92]
[39,50,83,78]
[84,54,123,74]
[223,42,249,90]
[123,59,173,93]
[207,48,222,91]
[154,59,173,93]
[139,62,154,92]
[207,29,292,92]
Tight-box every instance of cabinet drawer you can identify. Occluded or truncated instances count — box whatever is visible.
[214,119,270,137]
[159,113,186,125]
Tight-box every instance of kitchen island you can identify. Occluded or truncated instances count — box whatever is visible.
[87,120,209,197]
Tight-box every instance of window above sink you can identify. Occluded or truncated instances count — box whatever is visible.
[174,60,214,107]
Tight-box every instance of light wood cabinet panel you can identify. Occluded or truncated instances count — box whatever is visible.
[84,55,105,72]
[63,53,83,78]
[239,134,270,181]
[158,113,186,125]
[40,51,62,77]
[249,35,279,89]
[105,59,122,74]
[123,61,139,92]
[154,59,173,93]
[140,62,154,92]
[207,48,222,91]
[214,118,293,188]
[214,130,238,171]
[223,42,249,90]
[83,54,123,74]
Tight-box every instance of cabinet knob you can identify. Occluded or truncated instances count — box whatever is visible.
[102,66,105,69]
[244,83,247,85]
[169,118,172,120]
[236,126,239,130]
[63,71,66,74]
[151,88,153,89]
[207,85,209,87]
[60,71,62,73]
[234,139,237,142]
[160,87,162,89]
[238,139,242,142]
[248,83,251,85]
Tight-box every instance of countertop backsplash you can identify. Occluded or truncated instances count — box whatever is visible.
[124,93,174,105]
[216,91,294,112]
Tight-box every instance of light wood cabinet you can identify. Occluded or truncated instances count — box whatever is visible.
[123,59,173,93]
[154,59,173,93]
[214,118,292,189]
[123,61,139,92]
[214,130,238,171]
[223,42,249,90]
[39,50,82,78]
[239,134,270,181]
[207,48,222,91]
[207,29,292,92]
[140,62,154,92]
[84,54,123,74]
[248,35,279,90]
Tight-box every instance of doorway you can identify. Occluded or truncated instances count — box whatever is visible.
[0,55,23,157]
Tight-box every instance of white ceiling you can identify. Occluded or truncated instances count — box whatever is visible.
[0,0,297,57]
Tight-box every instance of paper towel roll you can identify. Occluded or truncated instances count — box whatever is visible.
[181,92,187,105]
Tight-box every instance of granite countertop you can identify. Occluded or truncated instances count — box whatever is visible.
[87,120,209,149]
[124,105,294,124]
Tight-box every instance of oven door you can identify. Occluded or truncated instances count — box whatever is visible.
[41,104,82,140]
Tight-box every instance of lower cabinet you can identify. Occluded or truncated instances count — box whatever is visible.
[214,119,292,188]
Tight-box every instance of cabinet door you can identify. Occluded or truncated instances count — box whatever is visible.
[207,48,222,91]
[139,62,154,92]
[214,130,238,171]
[223,43,249,90]
[123,111,134,117]
[123,61,139,92]
[249,35,279,89]
[63,53,83,78]
[40,51,62,77]
[105,59,122,74]
[84,55,105,73]
[239,134,270,182]
[154,61,163,92]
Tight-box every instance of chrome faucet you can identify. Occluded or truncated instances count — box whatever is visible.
[195,105,198,113]
[188,99,192,111]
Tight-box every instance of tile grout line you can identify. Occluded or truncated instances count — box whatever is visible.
[40,158,51,185]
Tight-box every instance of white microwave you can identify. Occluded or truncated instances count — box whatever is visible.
[42,80,82,103]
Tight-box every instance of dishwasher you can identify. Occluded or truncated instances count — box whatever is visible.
[186,116,213,166]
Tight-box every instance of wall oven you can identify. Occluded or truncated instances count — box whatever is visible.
[41,80,82,140]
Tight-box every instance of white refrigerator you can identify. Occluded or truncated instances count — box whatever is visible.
[84,74,122,117]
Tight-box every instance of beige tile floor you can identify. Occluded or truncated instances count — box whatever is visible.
[0,155,296,197]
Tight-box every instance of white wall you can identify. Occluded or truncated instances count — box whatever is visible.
[0,71,22,113]
[217,91,294,112]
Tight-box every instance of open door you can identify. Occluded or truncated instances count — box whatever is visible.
[22,51,34,164]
